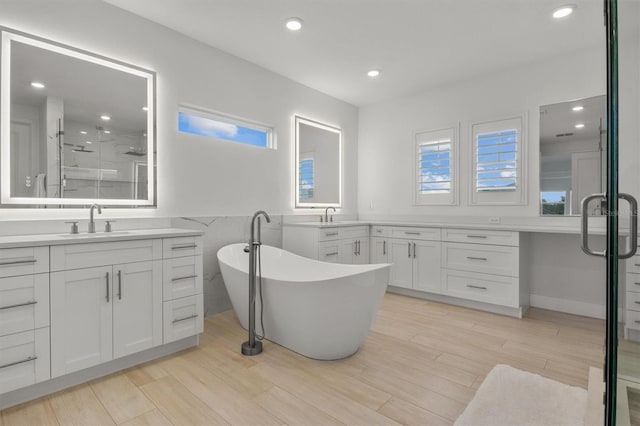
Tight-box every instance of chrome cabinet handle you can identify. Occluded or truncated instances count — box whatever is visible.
[580,193,607,257]
[172,274,198,282]
[620,193,639,259]
[357,240,361,256]
[325,232,339,237]
[106,272,110,302]
[404,232,420,235]
[376,229,383,233]
[467,284,487,290]
[467,235,488,239]
[325,252,338,256]
[171,244,197,250]
[0,356,37,369]
[408,242,411,258]
[413,243,416,258]
[0,300,37,311]
[635,320,640,324]
[466,256,488,261]
[118,270,122,300]
[173,314,198,324]
[634,301,640,304]
[0,258,36,267]
[383,240,386,256]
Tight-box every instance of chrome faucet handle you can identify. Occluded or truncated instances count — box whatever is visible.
[320,215,324,223]
[64,221,79,234]
[330,215,334,222]
[104,220,116,233]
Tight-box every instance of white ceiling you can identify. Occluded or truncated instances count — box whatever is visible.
[104,0,605,106]
[540,95,606,145]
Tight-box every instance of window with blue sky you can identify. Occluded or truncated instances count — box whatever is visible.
[414,126,457,205]
[178,109,273,148]
[299,158,314,200]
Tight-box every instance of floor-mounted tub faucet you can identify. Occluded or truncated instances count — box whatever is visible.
[88,204,102,233]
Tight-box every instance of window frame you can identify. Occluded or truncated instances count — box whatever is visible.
[413,125,459,206]
[177,105,275,149]
[470,114,527,206]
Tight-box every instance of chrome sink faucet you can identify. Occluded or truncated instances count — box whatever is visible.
[88,204,102,233]
[325,206,336,223]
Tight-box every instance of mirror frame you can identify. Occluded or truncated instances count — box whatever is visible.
[294,115,342,209]
[0,27,157,206]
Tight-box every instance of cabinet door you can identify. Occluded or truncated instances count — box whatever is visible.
[339,239,356,264]
[50,266,113,378]
[113,260,162,359]
[354,238,370,265]
[370,237,388,264]
[389,240,413,289]
[414,240,442,293]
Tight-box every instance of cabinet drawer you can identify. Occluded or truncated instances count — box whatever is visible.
[318,241,340,263]
[444,270,518,308]
[371,226,391,238]
[442,242,518,277]
[0,247,49,278]
[339,226,369,240]
[442,228,519,247]
[0,274,49,336]
[163,255,203,301]
[0,328,50,394]
[163,236,203,259]
[51,239,162,271]
[627,274,640,293]
[628,256,640,275]
[163,294,204,343]
[390,227,441,241]
[318,228,342,242]
[627,291,640,312]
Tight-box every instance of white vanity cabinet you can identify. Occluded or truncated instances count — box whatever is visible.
[624,250,640,340]
[283,224,370,264]
[0,246,50,394]
[388,227,442,293]
[50,240,163,377]
[370,226,389,264]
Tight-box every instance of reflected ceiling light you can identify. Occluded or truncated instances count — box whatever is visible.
[575,123,585,128]
[142,106,148,111]
[80,131,88,135]
[100,115,111,121]
[129,146,135,150]
[552,5,575,19]
[103,130,111,134]
[285,17,303,31]
[572,105,584,111]
[30,81,45,89]
[367,69,380,78]
[85,141,92,144]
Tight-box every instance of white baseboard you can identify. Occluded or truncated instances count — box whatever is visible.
[530,294,606,319]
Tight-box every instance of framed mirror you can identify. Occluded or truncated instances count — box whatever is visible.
[294,115,342,208]
[539,95,606,216]
[0,27,156,206]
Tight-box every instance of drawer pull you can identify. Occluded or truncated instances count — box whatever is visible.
[172,244,197,250]
[404,232,421,235]
[172,274,198,282]
[467,284,488,290]
[0,300,37,311]
[106,272,110,303]
[173,314,199,324]
[635,320,640,324]
[467,235,488,239]
[466,256,488,261]
[324,252,339,256]
[0,258,36,267]
[118,270,123,300]
[634,301,640,305]
[635,264,640,267]
[325,232,339,236]
[376,229,383,233]
[0,356,37,369]
[383,240,386,256]
[635,283,640,285]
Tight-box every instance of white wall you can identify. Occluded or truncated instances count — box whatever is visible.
[0,0,358,221]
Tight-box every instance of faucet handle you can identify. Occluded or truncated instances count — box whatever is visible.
[64,221,79,234]
[104,220,116,233]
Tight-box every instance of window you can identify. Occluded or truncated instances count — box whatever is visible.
[471,115,526,205]
[414,126,457,205]
[541,191,568,215]
[299,156,314,200]
[178,107,274,148]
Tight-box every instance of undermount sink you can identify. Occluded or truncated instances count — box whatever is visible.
[58,231,131,237]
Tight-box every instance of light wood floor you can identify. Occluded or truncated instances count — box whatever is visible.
[0,293,605,425]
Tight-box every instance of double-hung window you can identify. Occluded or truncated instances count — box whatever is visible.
[414,126,457,205]
[471,116,526,205]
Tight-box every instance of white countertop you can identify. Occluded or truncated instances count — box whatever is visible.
[0,228,204,249]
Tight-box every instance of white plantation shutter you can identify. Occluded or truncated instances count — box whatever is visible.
[414,127,457,205]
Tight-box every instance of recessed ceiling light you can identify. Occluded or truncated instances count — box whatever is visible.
[575,123,585,128]
[285,17,303,31]
[30,81,45,89]
[80,131,87,135]
[85,141,92,144]
[129,146,135,150]
[103,130,111,134]
[572,105,584,111]
[553,5,575,19]
[367,69,381,78]
[100,115,111,121]
[142,106,148,112]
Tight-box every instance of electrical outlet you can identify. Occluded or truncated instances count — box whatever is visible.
[489,217,500,224]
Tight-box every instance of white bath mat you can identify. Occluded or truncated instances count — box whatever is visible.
[455,364,588,426]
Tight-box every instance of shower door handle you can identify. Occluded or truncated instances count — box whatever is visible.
[620,193,638,259]
[581,193,606,257]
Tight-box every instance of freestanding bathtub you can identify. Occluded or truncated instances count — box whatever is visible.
[217,243,391,360]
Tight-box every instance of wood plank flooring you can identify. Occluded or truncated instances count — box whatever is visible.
[1,293,605,425]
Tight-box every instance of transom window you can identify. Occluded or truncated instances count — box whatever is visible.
[414,126,457,205]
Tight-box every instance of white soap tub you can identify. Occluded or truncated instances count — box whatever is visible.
[217,243,390,360]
